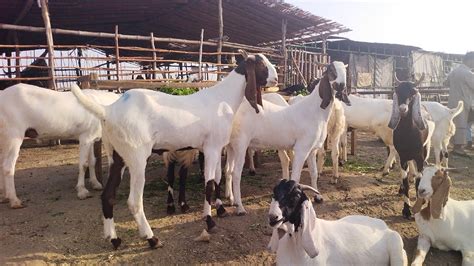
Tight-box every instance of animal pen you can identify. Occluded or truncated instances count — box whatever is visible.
[0,0,350,91]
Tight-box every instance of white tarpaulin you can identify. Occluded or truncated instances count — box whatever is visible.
[411,51,445,86]
[349,54,394,88]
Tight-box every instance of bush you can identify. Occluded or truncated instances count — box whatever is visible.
[159,87,199,95]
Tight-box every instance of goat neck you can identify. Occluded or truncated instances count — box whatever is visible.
[202,70,247,113]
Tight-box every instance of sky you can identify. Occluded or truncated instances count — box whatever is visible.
[286,0,473,54]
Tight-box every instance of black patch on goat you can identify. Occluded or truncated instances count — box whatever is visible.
[102,150,125,219]
[272,180,308,231]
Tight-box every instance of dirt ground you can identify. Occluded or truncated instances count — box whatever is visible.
[0,131,473,265]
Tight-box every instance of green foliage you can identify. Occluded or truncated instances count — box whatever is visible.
[159,87,199,95]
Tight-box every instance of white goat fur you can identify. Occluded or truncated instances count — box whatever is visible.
[268,199,408,265]
[0,84,120,208]
[71,54,278,241]
[226,62,347,214]
[412,166,474,266]
[343,94,463,172]
[289,94,347,183]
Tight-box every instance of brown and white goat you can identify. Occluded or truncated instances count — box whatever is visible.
[411,166,474,266]
[388,74,435,219]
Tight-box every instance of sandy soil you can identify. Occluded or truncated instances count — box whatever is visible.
[0,131,473,265]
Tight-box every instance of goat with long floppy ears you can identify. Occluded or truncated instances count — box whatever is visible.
[411,166,474,266]
[71,50,278,249]
[268,179,408,266]
[388,74,435,219]
[225,62,350,215]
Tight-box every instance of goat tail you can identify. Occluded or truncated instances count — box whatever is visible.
[387,231,408,266]
[449,101,464,119]
[70,84,107,120]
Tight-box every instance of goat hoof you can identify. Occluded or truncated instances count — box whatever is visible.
[77,189,91,200]
[10,198,24,209]
[111,238,122,250]
[314,196,324,204]
[147,236,163,249]
[180,203,190,213]
[249,170,256,176]
[236,206,247,216]
[91,182,103,190]
[216,205,228,217]
[167,205,176,215]
[205,215,216,232]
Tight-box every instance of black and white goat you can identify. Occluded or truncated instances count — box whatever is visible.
[71,50,278,249]
[268,179,408,265]
[388,74,435,218]
[411,166,474,266]
[162,149,204,214]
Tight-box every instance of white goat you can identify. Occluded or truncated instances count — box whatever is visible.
[0,83,119,208]
[411,166,474,266]
[268,179,408,266]
[344,94,463,173]
[226,62,350,215]
[289,94,347,184]
[71,51,278,249]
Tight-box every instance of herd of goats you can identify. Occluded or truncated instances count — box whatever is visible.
[0,50,473,265]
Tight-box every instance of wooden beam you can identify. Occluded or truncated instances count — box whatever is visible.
[217,0,223,81]
[114,25,120,81]
[39,0,56,90]
[198,28,204,81]
[150,32,157,80]
[281,18,287,86]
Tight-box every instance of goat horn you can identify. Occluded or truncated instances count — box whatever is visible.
[414,73,425,87]
[299,184,321,195]
[238,49,249,59]
[394,73,401,85]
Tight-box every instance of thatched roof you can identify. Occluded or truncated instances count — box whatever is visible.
[0,0,350,48]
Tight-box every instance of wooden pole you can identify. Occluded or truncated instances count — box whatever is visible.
[39,0,56,90]
[13,32,21,82]
[281,18,287,86]
[198,28,204,81]
[217,0,223,81]
[114,25,120,81]
[150,32,157,80]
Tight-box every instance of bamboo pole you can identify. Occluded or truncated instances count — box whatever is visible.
[114,25,120,81]
[198,28,204,81]
[217,0,223,81]
[0,23,279,53]
[150,32,157,80]
[39,0,56,90]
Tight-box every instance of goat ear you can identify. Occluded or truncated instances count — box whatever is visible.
[267,228,280,252]
[244,57,260,113]
[430,174,451,219]
[388,92,401,129]
[412,197,425,214]
[319,77,333,110]
[412,92,427,130]
[238,49,249,59]
[300,200,319,258]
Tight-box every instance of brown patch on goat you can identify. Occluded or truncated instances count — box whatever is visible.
[318,71,333,109]
[412,170,451,220]
[24,128,38,138]
[236,55,268,113]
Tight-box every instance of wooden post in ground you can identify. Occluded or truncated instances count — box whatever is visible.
[39,0,56,90]
[198,28,204,81]
[281,18,287,87]
[216,0,223,81]
[13,32,21,81]
[114,25,120,81]
[150,32,157,80]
